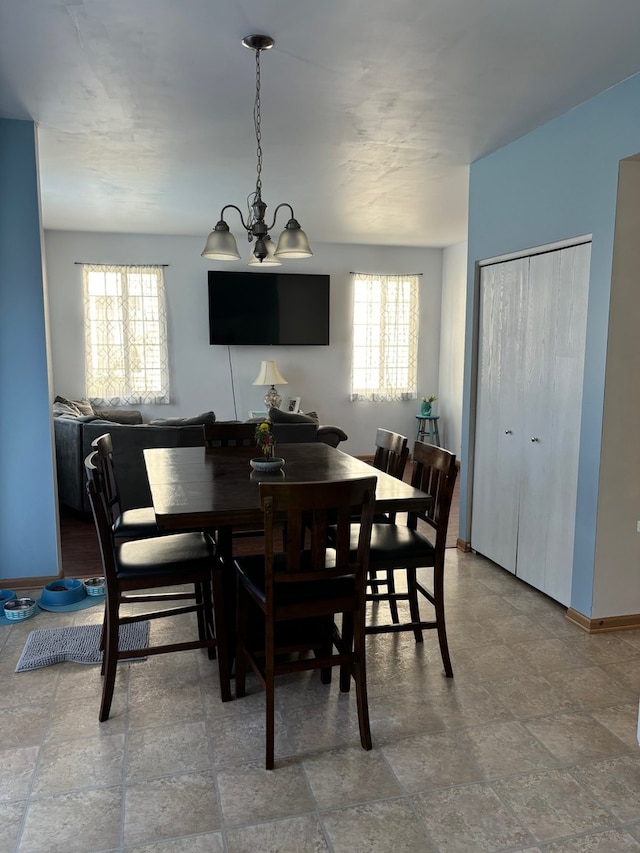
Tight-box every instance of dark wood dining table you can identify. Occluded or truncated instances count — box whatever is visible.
[143,442,431,532]
[143,442,432,686]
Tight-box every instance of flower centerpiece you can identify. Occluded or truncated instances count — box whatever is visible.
[255,419,276,459]
[251,419,284,472]
[420,394,437,416]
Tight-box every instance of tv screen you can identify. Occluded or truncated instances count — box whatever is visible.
[208,271,330,346]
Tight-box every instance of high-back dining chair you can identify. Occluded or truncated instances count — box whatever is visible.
[203,421,273,544]
[364,441,458,676]
[85,450,232,721]
[368,428,409,622]
[204,421,257,448]
[233,475,377,769]
[372,427,409,482]
[91,433,162,540]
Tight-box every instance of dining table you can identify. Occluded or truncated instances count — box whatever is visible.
[143,441,432,685]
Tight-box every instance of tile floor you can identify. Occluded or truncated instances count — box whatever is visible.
[1,550,639,853]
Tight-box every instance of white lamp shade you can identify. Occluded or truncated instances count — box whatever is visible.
[274,224,313,258]
[201,228,241,260]
[247,237,282,266]
[252,360,288,386]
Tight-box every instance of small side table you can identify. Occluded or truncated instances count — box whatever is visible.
[415,414,440,446]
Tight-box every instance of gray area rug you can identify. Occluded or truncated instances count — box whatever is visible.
[15,622,150,672]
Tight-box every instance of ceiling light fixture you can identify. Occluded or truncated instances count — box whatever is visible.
[201,34,312,266]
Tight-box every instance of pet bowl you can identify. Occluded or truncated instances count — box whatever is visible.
[3,598,37,621]
[83,577,106,596]
[39,579,85,607]
[0,589,17,606]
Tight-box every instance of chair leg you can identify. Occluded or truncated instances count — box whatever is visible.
[265,624,276,770]
[99,609,107,674]
[352,611,372,751]
[99,595,120,722]
[406,567,424,643]
[434,566,453,678]
[385,569,400,624]
[194,580,208,648]
[234,590,248,699]
[369,568,380,594]
[339,612,354,692]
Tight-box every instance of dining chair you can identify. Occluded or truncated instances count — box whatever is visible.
[363,441,458,676]
[233,475,377,769]
[91,433,163,539]
[372,427,409,485]
[367,428,409,623]
[85,450,232,721]
[203,421,276,546]
[203,421,257,448]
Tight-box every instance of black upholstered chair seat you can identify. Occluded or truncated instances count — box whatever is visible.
[368,524,435,563]
[115,532,216,581]
[113,506,159,539]
[235,552,356,607]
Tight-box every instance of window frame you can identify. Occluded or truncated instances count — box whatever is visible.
[82,263,170,406]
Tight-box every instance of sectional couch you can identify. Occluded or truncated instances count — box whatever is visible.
[53,404,347,514]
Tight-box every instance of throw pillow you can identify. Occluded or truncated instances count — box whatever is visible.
[53,395,82,417]
[149,411,216,427]
[72,398,95,416]
[268,407,319,424]
[93,409,144,425]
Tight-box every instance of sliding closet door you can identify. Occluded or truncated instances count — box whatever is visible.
[516,243,590,605]
[471,258,527,573]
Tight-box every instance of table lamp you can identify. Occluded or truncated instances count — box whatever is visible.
[252,360,288,410]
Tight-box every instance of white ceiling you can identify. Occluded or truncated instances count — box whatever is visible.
[2,0,640,248]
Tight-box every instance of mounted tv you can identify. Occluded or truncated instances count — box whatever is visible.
[208,271,330,346]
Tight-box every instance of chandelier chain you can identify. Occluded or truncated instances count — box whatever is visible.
[254,47,263,200]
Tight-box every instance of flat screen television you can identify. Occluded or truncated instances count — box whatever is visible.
[208,271,330,346]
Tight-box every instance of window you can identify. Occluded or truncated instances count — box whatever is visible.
[351,273,419,402]
[83,264,170,406]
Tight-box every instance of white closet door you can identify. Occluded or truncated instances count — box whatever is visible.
[516,243,590,604]
[471,258,527,572]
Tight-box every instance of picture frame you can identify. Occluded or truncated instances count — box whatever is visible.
[287,397,301,413]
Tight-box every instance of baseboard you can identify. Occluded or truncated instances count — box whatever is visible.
[1,574,62,592]
[566,607,640,633]
[457,538,471,552]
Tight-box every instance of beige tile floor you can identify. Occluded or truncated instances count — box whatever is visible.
[1,550,639,853]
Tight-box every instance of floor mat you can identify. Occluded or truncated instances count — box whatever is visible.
[15,621,150,672]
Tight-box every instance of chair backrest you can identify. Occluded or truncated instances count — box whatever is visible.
[84,450,118,585]
[259,477,377,589]
[373,428,409,480]
[91,433,122,523]
[410,441,457,554]
[204,421,257,448]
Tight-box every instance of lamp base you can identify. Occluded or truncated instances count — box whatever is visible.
[264,385,282,410]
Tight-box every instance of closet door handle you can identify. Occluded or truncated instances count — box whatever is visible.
[530,436,540,442]
[504,429,513,435]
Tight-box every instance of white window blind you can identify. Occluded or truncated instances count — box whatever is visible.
[83,264,170,406]
[351,273,419,402]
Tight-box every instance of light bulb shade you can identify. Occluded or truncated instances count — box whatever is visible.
[274,219,313,258]
[247,237,282,266]
[201,221,241,260]
[252,359,288,386]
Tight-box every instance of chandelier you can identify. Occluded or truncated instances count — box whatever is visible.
[201,34,312,266]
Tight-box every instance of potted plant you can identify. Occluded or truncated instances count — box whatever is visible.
[420,394,437,416]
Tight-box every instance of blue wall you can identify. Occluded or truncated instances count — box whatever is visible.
[461,72,640,617]
[0,119,59,581]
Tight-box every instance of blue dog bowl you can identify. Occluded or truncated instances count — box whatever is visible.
[0,589,16,606]
[40,579,85,607]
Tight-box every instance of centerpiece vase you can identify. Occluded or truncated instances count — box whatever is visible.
[420,400,432,416]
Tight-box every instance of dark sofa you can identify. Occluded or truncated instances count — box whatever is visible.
[54,411,348,514]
